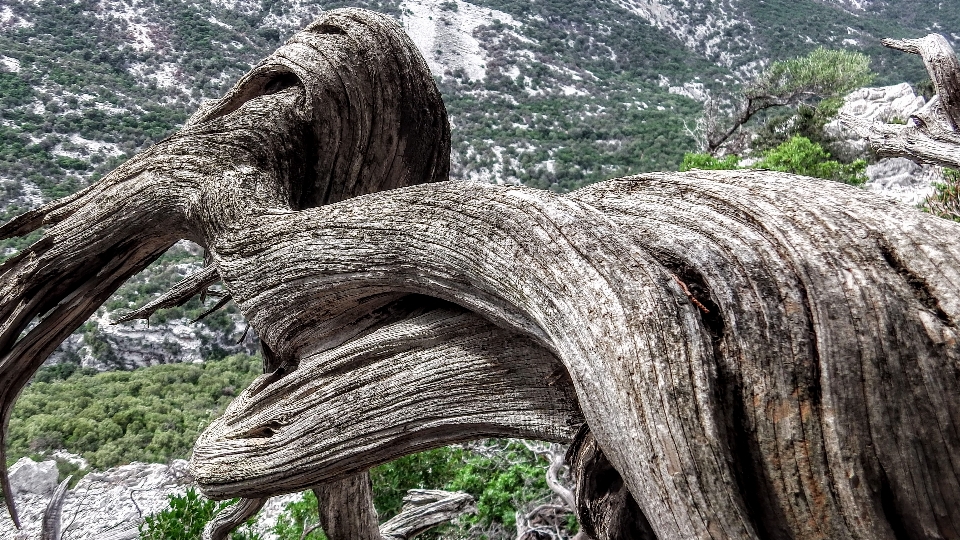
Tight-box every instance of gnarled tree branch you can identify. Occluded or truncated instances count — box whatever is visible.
[841,33,960,169]
[0,7,449,527]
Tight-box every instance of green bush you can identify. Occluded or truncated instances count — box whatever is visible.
[920,168,960,221]
[680,153,740,171]
[756,136,867,185]
[139,488,260,540]
[680,137,867,186]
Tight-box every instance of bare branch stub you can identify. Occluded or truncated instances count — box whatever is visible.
[114,265,221,324]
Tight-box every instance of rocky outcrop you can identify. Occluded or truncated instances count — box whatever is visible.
[827,83,944,205]
[864,157,940,205]
[0,457,297,540]
[826,83,927,157]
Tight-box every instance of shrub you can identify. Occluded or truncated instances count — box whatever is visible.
[139,488,260,540]
[755,136,867,186]
[920,168,960,221]
[680,152,740,171]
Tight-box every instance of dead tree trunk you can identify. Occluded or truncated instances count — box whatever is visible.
[1,11,960,540]
[179,170,960,540]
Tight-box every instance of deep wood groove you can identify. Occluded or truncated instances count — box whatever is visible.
[877,238,954,327]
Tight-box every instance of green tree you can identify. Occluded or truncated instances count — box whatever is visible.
[705,48,874,154]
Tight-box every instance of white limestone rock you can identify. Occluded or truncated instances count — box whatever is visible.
[865,157,941,206]
[0,457,300,540]
[826,83,927,158]
[9,457,58,498]
[827,83,944,205]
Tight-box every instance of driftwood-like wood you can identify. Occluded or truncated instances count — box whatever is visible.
[841,33,960,168]
[314,472,381,540]
[379,489,475,540]
[307,473,474,540]
[189,171,960,540]
[0,8,447,527]
[2,12,960,540]
[568,428,655,540]
[195,299,583,497]
[201,496,266,540]
[40,476,71,540]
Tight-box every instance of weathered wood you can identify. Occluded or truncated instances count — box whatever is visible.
[194,299,583,498]
[883,35,960,130]
[40,476,71,540]
[379,489,475,540]
[841,33,960,168]
[314,472,381,540]
[0,7,448,526]
[3,13,960,540]
[115,265,220,323]
[567,428,656,540]
[185,172,960,540]
[202,497,266,540]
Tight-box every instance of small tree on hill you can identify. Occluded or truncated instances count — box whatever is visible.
[701,47,874,155]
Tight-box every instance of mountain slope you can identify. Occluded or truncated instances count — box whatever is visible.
[0,0,954,369]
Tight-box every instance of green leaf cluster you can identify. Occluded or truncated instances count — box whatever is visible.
[755,136,867,186]
[681,136,867,186]
[271,490,327,540]
[748,48,874,104]
[139,488,261,540]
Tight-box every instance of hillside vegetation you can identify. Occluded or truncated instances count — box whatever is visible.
[7,358,567,538]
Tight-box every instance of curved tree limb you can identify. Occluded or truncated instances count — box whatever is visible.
[189,172,960,540]
[40,476,72,540]
[3,13,960,540]
[841,33,960,168]
[202,497,266,540]
[882,35,960,129]
[0,7,449,528]
[195,300,583,498]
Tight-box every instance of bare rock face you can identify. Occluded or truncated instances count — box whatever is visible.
[826,83,927,159]
[827,83,944,204]
[0,457,297,540]
[8,457,58,498]
[864,157,940,205]
[0,459,193,540]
